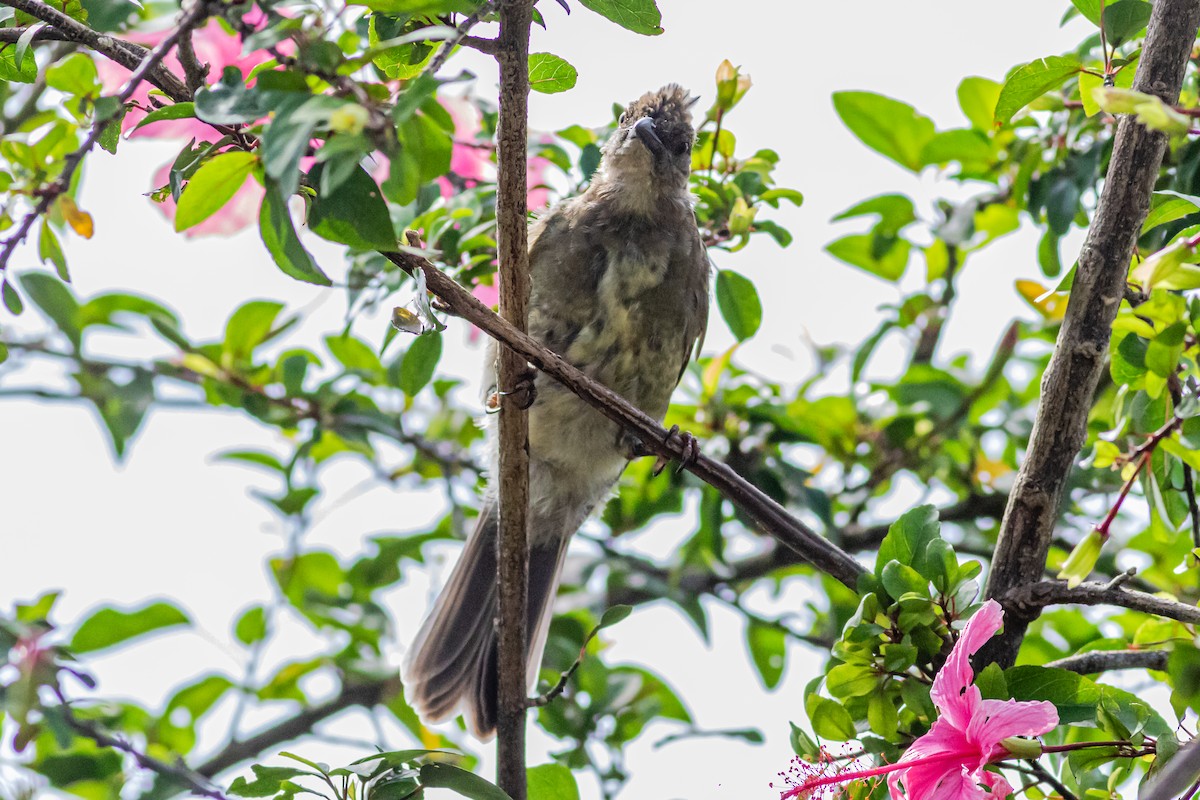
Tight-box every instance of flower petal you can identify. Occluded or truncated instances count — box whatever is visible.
[930,600,1005,728]
[966,698,1059,763]
[981,769,1014,800]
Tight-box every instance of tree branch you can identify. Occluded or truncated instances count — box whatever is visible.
[1046,649,1169,674]
[0,3,190,102]
[1001,578,1200,625]
[385,244,868,590]
[53,690,229,800]
[190,681,386,780]
[492,1,534,796]
[980,0,1200,668]
[424,2,494,76]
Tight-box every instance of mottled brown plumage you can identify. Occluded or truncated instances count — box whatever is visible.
[405,85,710,739]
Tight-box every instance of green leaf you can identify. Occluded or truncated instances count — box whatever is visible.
[165,674,234,719]
[259,184,331,286]
[326,333,384,378]
[576,0,663,35]
[994,55,1081,126]
[825,662,876,698]
[832,193,915,232]
[19,272,81,349]
[1005,665,1099,724]
[261,95,340,198]
[38,221,68,281]
[881,561,929,599]
[1143,190,1200,234]
[229,765,313,797]
[746,619,786,689]
[234,606,268,646]
[45,53,98,97]
[957,76,1002,131]
[2,280,24,315]
[418,763,511,800]
[1079,71,1104,117]
[70,601,191,653]
[0,46,38,83]
[218,450,287,472]
[832,91,936,172]
[876,505,940,580]
[175,151,258,232]
[1071,0,1102,25]
[826,233,910,282]
[805,694,856,740]
[715,269,762,341]
[133,102,197,132]
[224,301,285,362]
[598,604,633,629]
[308,164,396,251]
[1103,0,1151,44]
[194,67,266,124]
[1146,321,1187,378]
[528,53,578,94]
[527,764,579,800]
[397,332,443,396]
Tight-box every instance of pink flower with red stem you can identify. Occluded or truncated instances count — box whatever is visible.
[780,600,1058,800]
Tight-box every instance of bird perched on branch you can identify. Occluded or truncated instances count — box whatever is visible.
[405,84,710,739]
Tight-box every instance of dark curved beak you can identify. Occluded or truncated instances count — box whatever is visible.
[632,117,665,158]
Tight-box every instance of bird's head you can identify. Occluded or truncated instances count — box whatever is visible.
[599,84,696,198]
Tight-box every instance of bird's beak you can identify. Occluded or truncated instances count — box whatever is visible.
[632,117,665,158]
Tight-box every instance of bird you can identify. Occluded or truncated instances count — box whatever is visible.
[404,84,710,739]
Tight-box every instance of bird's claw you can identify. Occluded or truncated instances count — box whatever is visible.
[652,425,700,476]
[486,366,538,413]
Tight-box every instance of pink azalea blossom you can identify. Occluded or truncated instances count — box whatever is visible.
[781,600,1059,800]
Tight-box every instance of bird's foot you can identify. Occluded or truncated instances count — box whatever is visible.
[486,365,538,412]
[652,425,701,476]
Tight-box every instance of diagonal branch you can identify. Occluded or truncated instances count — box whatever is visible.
[383,245,868,590]
[0,1,190,101]
[190,681,386,781]
[980,0,1200,668]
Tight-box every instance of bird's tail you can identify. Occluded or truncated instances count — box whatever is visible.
[403,500,571,739]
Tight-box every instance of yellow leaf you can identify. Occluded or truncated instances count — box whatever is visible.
[1015,279,1067,321]
[701,343,738,400]
[974,454,1012,487]
[58,196,94,239]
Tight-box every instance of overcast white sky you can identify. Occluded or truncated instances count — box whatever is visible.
[1,2,1091,798]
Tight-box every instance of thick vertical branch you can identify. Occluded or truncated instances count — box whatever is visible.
[980,0,1200,668]
[493,1,534,797]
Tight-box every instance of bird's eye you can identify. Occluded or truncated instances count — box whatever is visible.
[618,112,627,125]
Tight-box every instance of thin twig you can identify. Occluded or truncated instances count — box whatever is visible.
[1023,758,1079,800]
[423,1,494,76]
[52,689,229,800]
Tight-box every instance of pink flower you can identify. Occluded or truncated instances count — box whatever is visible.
[97,9,286,141]
[781,600,1058,800]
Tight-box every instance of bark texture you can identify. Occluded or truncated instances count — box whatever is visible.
[980,0,1200,668]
